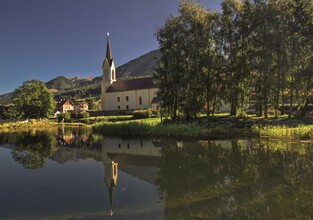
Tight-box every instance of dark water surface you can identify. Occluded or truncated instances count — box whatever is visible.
[0,127,313,219]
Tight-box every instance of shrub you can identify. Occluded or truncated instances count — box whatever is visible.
[132,109,152,119]
[78,112,90,119]
[57,112,71,122]
[79,118,90,124]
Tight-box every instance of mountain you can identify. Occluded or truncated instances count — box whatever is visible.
[0,49,160,104]
[116,49,160,78]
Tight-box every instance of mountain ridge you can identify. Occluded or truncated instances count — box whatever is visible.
[0,49,160,104]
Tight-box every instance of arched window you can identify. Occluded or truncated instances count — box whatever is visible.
[111,70,115,80]
[139,96,142,105]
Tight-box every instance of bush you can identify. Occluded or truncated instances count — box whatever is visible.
[57,112,71,122]
[79,118,90,124]
[132,109,152,119]
[78,112,90,119]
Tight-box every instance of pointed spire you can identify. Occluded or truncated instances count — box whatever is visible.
[108,180,115,216]
[106,32,113,60]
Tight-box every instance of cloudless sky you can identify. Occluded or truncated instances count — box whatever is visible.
[0,0,222,95]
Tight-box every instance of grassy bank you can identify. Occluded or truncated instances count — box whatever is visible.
[1,115,312,140]
[92,118,253,139]
[0,120,89,132]
[92,117,313,140]
[252,124,313,139]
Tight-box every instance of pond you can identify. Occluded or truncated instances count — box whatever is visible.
[0,127,313,219]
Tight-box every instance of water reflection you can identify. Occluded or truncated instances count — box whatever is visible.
[0,131,57,169]
[102,143,118,216]
[101,138,162,215]
[157,139,313,219]
[0,128,313,219]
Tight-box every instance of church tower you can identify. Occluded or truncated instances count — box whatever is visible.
[102,140,118,216]
[101,32,116,111]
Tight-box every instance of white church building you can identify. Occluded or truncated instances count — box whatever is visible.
[101,33,159,111]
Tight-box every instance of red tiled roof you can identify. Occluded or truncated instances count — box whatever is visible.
[106,77,157,93]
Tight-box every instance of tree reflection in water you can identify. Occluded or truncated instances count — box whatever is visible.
[157,139,313,219]
[0,131,57,169]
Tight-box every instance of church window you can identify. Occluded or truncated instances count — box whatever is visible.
[139,96,142,105]
[117,97,120,102]
[112,70,115,80]
[126,105,129,110]
[117,105,120,111]
[126,96,129,101]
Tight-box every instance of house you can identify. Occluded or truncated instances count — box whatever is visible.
[56,99,74,113]
[73,100,88,113]
[101,33,159,111]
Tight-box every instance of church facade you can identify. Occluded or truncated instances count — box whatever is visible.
[101,34,158,111]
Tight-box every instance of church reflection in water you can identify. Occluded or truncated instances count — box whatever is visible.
[101,138,162,215]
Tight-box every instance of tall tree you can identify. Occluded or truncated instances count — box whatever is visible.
[11,80,56,119]
[220,0,252,116]
[155,0,212,120]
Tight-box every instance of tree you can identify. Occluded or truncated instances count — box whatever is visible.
[155,0,214,120]
[11,80,56,119]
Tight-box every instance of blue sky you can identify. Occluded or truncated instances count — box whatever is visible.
[0,0,222,95]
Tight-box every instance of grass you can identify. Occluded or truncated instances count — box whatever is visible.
[92,120,206,138]
[253,124,313,139]
[0,120,89,132]
[1,114,312,140]
[0,120,58,132]
[92,117,254,139]
[92,114,313,140]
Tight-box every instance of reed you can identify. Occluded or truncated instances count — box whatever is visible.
[252,124,313,139]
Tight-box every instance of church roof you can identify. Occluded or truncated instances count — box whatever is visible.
[106,34,113,60]
[106,77,157,93]
[103,33,114,67]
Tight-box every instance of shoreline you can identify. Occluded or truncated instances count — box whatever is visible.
[0,117,312,141]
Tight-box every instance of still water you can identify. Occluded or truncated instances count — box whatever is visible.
[0,127,313,219]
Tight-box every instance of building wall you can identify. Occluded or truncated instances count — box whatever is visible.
[101,61,116,111]
[102,138,161,157]
[61,101,74,113]
[105,88,158,111]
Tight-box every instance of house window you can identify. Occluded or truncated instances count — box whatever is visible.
[118,143,121,148]
[126,105,129,110]
[112,70,115,80]
[127,144,130,149]
[117,105,120,111]
[139,96,142,105]
[126,96,129,101]
[117,97,120,102]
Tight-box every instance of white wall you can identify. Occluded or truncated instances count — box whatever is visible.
[105,88,158,111]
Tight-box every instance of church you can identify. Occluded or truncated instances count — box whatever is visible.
[101,33,159,111]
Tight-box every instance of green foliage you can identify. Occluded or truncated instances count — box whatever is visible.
[78,112,90,119]
[79,118,90,124]
[11,80,56,119]
[85,97,100,111]
[253,124,313,139]
[7,131,57,169]
[156,0,313,120]
[3,104,19,119]
[57,112,71,122]
[132,109,152,119]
